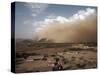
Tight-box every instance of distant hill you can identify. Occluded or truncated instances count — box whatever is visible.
[38,38,54,43]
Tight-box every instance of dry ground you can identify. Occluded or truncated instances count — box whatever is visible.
[15,42,97,73]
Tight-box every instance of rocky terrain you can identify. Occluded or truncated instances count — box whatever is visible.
[15,40,97,73]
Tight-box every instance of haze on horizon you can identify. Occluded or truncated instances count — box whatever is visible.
[14,2,97,43]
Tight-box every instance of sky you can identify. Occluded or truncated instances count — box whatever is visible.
[14,2,97,42]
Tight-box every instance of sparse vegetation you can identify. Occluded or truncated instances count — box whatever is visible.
[15,40,97,73]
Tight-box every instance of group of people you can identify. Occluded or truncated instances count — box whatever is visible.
[52,57,63,71]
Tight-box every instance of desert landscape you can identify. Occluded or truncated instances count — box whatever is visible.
[15,40,97,73]
[13,2,97,73]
